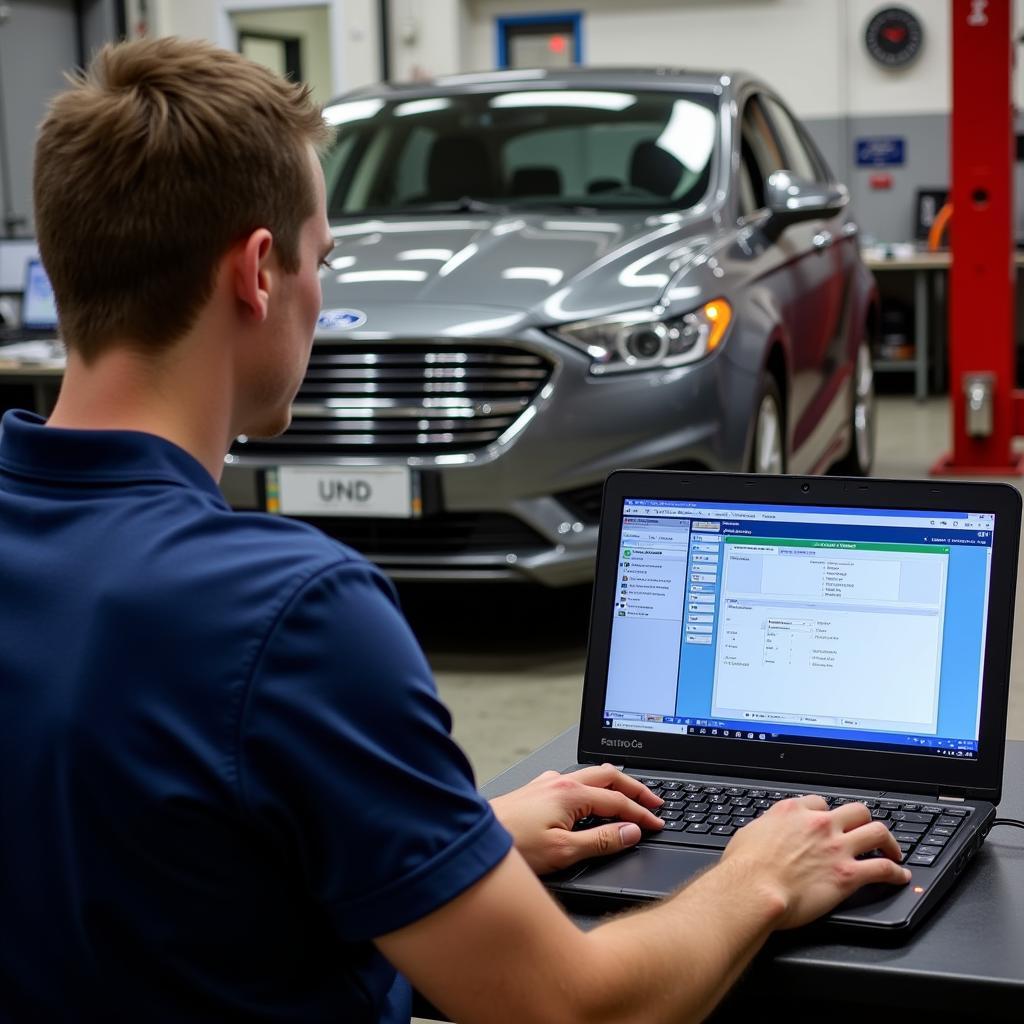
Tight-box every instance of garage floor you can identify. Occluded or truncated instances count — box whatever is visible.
[397,396,1024,786]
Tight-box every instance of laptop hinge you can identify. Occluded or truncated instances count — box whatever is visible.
[938,792,967,803]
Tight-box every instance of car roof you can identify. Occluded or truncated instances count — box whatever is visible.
[334,66,767,104]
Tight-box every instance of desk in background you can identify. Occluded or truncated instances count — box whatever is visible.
[0,340,63,417]
[863,249,1024,401]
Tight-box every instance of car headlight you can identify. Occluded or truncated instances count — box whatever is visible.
[552,299,732,375]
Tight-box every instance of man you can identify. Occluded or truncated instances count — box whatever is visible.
[0,37,909,1022]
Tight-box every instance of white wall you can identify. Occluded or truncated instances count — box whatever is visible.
[147,0,381,94]
[133,1,1024,114]
[388,0,464,80]
[845,0,950,116]
[458,0,1020,120]
[231,6,334,101]
[466,0,842,117]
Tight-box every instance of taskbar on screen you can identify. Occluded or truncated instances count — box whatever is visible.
[602,714,979,760]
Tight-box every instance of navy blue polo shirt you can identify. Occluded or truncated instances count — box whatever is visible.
[0,409,512,1022]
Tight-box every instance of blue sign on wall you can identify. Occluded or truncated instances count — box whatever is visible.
[855,136,906,167]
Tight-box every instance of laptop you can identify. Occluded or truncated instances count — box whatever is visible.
[0,258,59,343]
[547,470,1020,933]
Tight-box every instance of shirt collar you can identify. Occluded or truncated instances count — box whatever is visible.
[0,409,226,502]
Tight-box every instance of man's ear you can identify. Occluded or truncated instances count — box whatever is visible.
[233,228,275,322]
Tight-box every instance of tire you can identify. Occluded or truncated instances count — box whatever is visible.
[748,376,786,474]
[831,337,875,476]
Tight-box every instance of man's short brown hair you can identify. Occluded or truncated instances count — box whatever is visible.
[33,36,331,361]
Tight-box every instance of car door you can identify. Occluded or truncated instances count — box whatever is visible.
[759,94,852,469]
[738,94,838,473]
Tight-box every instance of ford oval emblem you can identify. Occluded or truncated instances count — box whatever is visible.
[317,308,367,331]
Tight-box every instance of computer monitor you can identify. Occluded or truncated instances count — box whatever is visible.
[20,259,58,331]
[0,238,39,292]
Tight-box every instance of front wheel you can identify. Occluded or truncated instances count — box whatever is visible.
[748,377,786,474]
[831,338,875,476]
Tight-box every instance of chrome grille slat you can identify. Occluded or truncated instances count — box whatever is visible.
[290,400,527,419]
[294,381,539,394]
[301,367,547,381]
[234,342,551,457]
[287,418,514,432]
[306,352,542,367]
[259,431,499,446]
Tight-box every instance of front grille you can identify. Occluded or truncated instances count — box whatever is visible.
[302,513,548,556]
[556,461,709,525]
[556,481,605,524]
[233,342,551,457]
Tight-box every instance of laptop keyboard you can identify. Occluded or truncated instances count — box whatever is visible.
[576,779,971,867]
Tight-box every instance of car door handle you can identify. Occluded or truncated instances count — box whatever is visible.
[812,230,833,250]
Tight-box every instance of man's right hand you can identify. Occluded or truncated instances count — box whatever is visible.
[721,795,912,929]
[378,795,914,1024]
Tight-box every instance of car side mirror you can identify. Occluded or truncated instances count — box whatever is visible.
[763,170,848,241]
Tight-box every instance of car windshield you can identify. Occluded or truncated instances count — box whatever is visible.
[322,87,720,218]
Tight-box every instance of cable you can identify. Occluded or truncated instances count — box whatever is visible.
[982,818,1024,839]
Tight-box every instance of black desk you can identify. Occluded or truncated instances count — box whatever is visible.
[472,730,1024,1021]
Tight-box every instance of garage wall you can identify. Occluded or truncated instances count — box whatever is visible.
[459,0,969,118]
[231,7,334,102]
[149,0,382,94]
[130,0,1024,243]
[0,1,84,236]
[450,0,1024,244]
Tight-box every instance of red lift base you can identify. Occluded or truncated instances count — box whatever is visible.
[929,453,1024,477]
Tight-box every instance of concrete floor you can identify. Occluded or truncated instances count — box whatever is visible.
[397,396,1024,786]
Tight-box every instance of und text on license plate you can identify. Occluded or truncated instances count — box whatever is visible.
[269,466,416,518]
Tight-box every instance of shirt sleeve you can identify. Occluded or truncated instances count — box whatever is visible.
[236,559,513,941]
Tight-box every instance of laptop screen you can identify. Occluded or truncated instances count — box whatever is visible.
[21,259,58,331]
[602,498,995,762]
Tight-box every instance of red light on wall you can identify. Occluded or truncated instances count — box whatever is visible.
[869,172,894,190]
[549,34,568,55]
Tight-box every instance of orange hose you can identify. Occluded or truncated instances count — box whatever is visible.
[927,202,953,251]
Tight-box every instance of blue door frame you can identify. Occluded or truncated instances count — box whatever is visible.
[496,11,584,68]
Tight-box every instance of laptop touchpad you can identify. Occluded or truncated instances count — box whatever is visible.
[568,845,720,898]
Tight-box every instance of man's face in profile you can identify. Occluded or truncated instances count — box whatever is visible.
[240,146,333,440]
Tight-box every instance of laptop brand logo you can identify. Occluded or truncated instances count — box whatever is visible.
[601,738,644,749]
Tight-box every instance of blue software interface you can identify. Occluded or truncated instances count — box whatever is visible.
[21,259,58,330]
[602,499,995,760]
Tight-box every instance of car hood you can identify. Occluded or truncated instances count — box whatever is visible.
[321,209,716,335]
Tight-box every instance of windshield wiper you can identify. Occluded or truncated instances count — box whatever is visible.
[400,196,509,214]
[511,200,601,214]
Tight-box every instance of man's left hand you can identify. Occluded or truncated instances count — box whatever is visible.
[489,764,664,875]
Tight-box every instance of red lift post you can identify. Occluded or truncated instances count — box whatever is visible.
[932,0,1022,475]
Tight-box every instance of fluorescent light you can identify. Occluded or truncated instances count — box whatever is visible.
[394,97,451,117]
[502,266,564,286]
[437,69,546,86]
[438,243,478,278]
[323,99,385,126]
[490,90,637,112]
[337,270,428,283]
[396,249,454,262]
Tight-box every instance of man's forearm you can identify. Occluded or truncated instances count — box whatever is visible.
[569,857,785,1024]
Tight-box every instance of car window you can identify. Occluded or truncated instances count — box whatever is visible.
[504,122,664,198]
[321,89,720,214]
[737,145,760,218]
[738,96,784,216]
[393,125,438,203]
[760,96,820,183]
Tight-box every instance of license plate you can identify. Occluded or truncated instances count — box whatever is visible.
[271,466,414,518]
